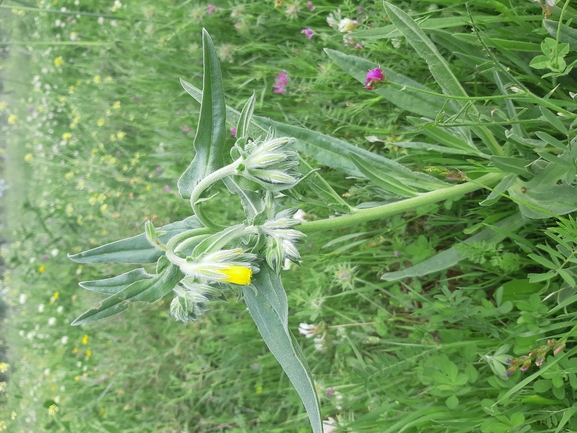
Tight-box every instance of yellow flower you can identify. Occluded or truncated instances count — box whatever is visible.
[86,349,92,357]
[7,115,17,125]
[221,266,252,285]
[53,291,59,299]
[10,411,16,420]
[99,408,105,415]
[37,105,44,112]
[0,362,8,373]
[256,385,263,394]
[73,347,79,353]
[54,56,63,67]
[48,404,59,416]
[0,420,6,431]
[109,134,116,141]
[62,132,71,141]
[59,96,66,102]
[65,203,74,216]
[93,75,101,84]
[97,118,105,127]
[117,131,126,140]
[82,334,88,345]
[100,204,108,212]
[69,85,75,94]
[38,265,46,273]
[112,101,121,109]
[24,153,32,163]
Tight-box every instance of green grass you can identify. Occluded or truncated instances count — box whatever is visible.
[2,0,577,432]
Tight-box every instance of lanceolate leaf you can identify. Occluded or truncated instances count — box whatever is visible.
[381,213,525,281]
[243,266,322,433]
[177,29,228,199]
[79,268,152,294]
[350,153,419,197]
[68,217,204,264]
[325,49,447,117]
[180,80,448,187]
[72,259,183,326]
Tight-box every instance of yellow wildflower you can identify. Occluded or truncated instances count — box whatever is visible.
[93,75,101,84]
[117,131,126,140]
[86,349,92,357]
[0,362,8,373]
[221,266,252,285]
[97,118,105,127]
[82,334,88,345]
[256,386,263,394]
[54,56,63,67]
[112,101,121,109]
[65,204,74,216]
[38,265,46,273]
[0,420,6,431]
[69,85,75,94]
[100,204,108,212]
[99,408,105,415]
[62,132,71,141]
[37,105,44,111]
[53,291,59,299]
[59,96,66,102]
[10,411,16,420]
[109,134,116,141]
[7,115,17,125]
[48,404,59,416]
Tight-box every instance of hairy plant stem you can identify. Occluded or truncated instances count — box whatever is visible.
[298,172,504,234]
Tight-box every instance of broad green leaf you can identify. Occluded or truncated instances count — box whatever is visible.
[236,93,256,139]
[535,131,567,151]
[68,216,204,264]
[508,163,577,219]
[490,156,530,176]
[243,266,322,433]
[324,49,447,117]
[381,212,525,281]
[539,106,568,135]
[79,269,151,294]
[382,2,468,105]
[350,153,419,197]
[180,79,448,189]
[72,259,183,325]
[178,29,228,199]
[544,20,577,52]
[263,119,448,190]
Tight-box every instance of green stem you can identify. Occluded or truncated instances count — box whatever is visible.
[189,160,241,228]
[298,172,504,234]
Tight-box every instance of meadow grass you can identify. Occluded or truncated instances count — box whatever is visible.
[2,0,577,432]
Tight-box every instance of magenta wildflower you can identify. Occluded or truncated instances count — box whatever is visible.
[273,71,288,94]
[364,68,385,90]
[207,4,217,15]
[302,28,315,39]
[164,185,171,192]
[327,389,334,396]
[182,125,191,132]
[307,1,315,11]
[230,126,237,136]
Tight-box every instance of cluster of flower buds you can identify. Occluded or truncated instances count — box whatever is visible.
[258,209,305,272]
[234,133,300,191]
[505,339,565,376]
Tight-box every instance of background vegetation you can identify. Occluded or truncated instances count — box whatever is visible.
[1,0,577,432]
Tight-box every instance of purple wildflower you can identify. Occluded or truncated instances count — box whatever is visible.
[273,71,288,94]
[365,68,385,90]
[307,1,315,11]
[164,185,171,192]
[230,126,237,136]
[302,28,315,39]
[182,125,190,132]
[207,4,217,15]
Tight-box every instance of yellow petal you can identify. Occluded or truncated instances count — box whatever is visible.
[221,266,252,285]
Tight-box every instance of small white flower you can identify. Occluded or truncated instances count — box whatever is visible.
[298,323,319,338]
[48,317,56,326]
[314,334,326,351]
[110,20,118,27]
[19,294,27,304]
[43,368,50,376]
[38,304,44,313]
[97,16,105,25]
[56,306,63,314]
[61,336,69,345]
